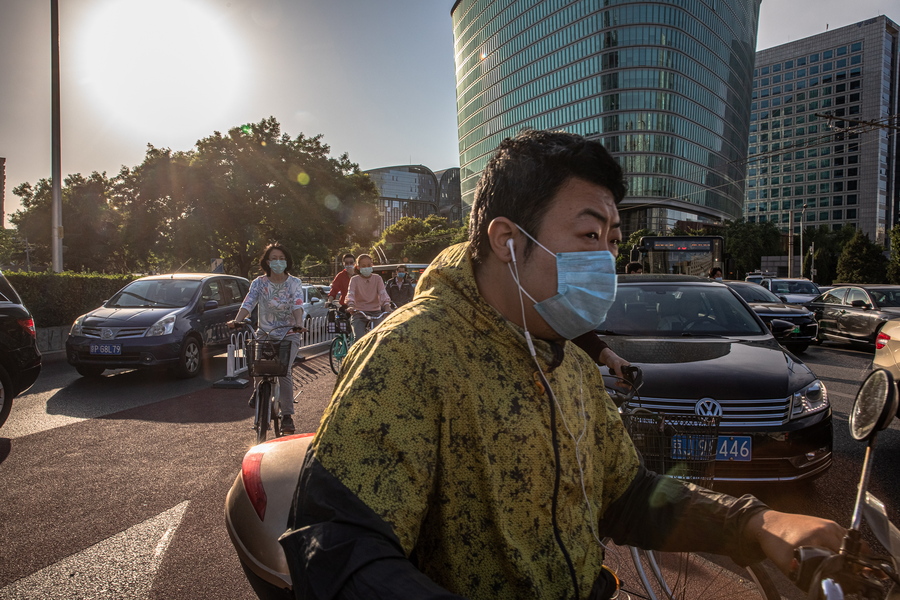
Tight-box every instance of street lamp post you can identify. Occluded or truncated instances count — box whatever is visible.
[799,203,808,278]
[50,0,63,272]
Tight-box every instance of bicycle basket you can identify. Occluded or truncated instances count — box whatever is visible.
[622,411,720,487]
[247,340,291,377]
[327,310,350,334]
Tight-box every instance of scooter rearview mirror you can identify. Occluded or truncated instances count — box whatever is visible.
[849,369,897,442]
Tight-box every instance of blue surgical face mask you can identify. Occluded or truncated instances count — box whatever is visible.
[359,267,374,277]
[269,259,287,274]
[510,225,617,340]
[344,264,355,272]
[397,272,406,278]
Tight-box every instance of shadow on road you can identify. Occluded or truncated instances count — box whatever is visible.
[0,438,9,465]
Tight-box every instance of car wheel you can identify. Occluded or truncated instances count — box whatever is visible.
[75,365,105,378]
[175,336,202,379]
[0,364,13,429]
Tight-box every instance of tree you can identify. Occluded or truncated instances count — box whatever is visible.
[10,172,122,272]
[617,228,654,272]
[720,219,782,278]
[835,229,887,283]
[374,215,466,264]
[173,117,379,278]
[802,225,856,285]
[887,225,900,284]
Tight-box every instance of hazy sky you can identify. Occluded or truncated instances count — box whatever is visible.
[1,0,898,225]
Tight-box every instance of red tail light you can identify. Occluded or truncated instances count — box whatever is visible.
[18,318,36,338]
[876,332,890,350]
[241,433,314,522]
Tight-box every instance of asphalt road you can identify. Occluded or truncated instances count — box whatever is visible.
[0,341,895,600]
[0,351,335,600]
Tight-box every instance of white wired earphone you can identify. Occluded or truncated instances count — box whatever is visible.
[506,236,604,548]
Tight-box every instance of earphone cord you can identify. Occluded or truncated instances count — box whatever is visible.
[508,255,605,599]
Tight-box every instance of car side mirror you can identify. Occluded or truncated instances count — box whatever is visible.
[779,295,789,303]
[850,300,870,309]
[310,297,320,304]
[203,300,218,311]
[768,319,795,336]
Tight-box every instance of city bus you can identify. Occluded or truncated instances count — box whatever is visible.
[629,236,725,277]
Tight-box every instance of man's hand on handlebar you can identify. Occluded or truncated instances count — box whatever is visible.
[747,509,846,575]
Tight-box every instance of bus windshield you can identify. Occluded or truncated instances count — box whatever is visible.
[631,236,724,276]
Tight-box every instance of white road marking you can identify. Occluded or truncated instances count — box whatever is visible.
[0,501,189,600]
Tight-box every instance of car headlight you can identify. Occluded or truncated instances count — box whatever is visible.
[145,314,176,337]
[71,314,86,336]
[791,379,828,417]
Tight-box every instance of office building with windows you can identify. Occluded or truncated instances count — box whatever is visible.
[745,16,900,244]
[365,165,462,234]
[451,0,761,235]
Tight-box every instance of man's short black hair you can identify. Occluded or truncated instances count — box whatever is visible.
[626,261,643,274]
[342,253,355,262]
[468,129,626,264]
[709,267,723,278]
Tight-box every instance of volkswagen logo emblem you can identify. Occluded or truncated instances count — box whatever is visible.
[695,398,723,417]
[101,328,115,340]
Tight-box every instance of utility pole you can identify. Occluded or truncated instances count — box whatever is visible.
[787,211,794,277]
[810,242,816,283]
[799,203,808,278]
[50,0,63,272]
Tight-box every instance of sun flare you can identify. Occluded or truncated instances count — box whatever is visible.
[73,0,246,141]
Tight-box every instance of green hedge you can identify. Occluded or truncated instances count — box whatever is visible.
[5,272,137,328]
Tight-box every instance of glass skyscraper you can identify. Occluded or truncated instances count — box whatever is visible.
[745,16,899,245]
[451,0,761,235]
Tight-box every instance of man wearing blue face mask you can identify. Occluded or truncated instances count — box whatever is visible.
[282,130,844,600]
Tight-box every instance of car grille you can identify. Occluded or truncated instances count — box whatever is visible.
[81,326,148,339]
[626,396,791,427]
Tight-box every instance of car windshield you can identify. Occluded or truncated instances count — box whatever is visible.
[107,280,200,308]
[771,280,819,295]
[729,284,782,304]
[869,289,900,308]
[598,284,767,336]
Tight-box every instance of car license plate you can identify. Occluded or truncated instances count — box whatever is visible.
[671,435,717,460]
[716,436,752,461]
[791,325,801,334]
[90,343,121,355]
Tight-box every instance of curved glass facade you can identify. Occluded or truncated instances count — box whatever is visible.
[451,0,761,234]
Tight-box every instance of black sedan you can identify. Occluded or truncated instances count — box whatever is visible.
[0,272,41,428]
[598,276,832,483]
[806,285,900,349]
[66,274,249,378]
[724,281,818,353]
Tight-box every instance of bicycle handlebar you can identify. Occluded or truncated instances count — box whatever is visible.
[228,320,304,341]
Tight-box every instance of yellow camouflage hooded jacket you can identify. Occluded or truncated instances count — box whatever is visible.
[281,242,768,600]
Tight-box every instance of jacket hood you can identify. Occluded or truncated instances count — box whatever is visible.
[414,243,564,368]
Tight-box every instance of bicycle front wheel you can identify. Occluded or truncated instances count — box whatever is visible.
[330,336,347,375]
[255,381,271,445]
[632,550,781,600]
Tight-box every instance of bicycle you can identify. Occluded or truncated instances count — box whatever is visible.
[234,321,304,444]
[601,367,780,600]
[326,301,392,375]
